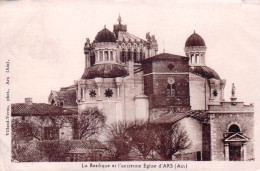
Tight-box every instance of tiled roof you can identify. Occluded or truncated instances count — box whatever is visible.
[151,110,208,124]
[190,66,220,79]
[118,31,145,43]
[11,103,76,116]
[81,63,128,79]
[55,90,77,106]
[143,53,187,62]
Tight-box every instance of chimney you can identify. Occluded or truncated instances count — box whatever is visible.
[25,97,33,105]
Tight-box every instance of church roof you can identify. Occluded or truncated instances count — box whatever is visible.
[185,32,206,47]
[81,63,128,79]
[190,66,220,79]
[11,103,76,116]
[151,110,208,124]
[143,53,188,62]
[117,31,145,43]
[94,27,116,43]
[50,90,77,107]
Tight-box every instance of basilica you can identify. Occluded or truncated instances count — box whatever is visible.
[46,16,254,161]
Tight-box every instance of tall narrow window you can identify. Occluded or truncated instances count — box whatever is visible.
[99,51,103,61]
[128,49,131,60]
[140,50,143,61]
[90,55,95,66]
[105,51,109,61]
[110,51,113,61]
[167,83,176,96]
[134,49,137,63]
[121,50,125,63]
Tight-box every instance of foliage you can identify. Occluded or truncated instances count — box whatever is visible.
[105,122,134,161]
[105,121,191,161]
[37,140,72,161]
[127,121,157,160]
[77,107,106,140]
[153,123,191,160]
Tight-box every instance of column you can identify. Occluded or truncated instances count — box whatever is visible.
[224,143,229,161]
[115,77,123,99]
[243,143,247,161]
[82,86,86,101]
[95,77,103,100]
[77,82,81,101]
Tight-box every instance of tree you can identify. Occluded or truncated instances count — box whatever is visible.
[127,121,157,160]
[37,140,72,161]
[77,107,106,139]
[153,123,191,160]
[105,121,134,161]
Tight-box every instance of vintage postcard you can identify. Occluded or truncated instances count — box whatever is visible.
[0,0,260,170]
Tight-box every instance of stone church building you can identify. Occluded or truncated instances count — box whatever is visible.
[47,16,254,161]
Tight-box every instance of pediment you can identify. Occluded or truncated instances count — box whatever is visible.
[224,133,249,142]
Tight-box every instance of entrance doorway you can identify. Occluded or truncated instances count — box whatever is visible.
[229,145,241,161]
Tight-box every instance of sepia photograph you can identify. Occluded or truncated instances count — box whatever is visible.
[0,0,260,170]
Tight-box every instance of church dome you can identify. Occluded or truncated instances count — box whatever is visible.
[94,27,116,43]
[190,66,220,79]
[81,63,127,79]
[185,32,206,47]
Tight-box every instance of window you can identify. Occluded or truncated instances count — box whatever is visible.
[167,83,176,96]
[104,51,109,60]
[213,90,218,97]
[140,50,143,61]
[110,51,113,61]
[90,55,95,66]
[228,124,240,133]
[105,88,113,98]
[89,89,96,98]
[44,127,59,140]
[99,51,103,61]
[196,151,201,161]
[134,49,137,63]
[121,50,125,63]
[168,63,174,71]
[128,49,131,60]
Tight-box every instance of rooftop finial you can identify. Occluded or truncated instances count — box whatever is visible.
[104,25,106,29]
[230,83,237,102]
[194,30,196,34]
[118,13,122,24]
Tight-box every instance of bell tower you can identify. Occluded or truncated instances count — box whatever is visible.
[184,31,207,66]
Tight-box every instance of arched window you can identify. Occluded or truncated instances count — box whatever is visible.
[228,124,240,133]
[140,50,143,61]
[121,50,125,63]
[99,51,103,61]
[110,51,113,61]
[128,49,131,60]
[134,49,137,63]
[104,51,109,61]
[90,55,95,66]
[167,83,176,96]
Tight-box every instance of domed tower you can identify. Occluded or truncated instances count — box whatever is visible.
[82,26,127,79]
[184,31,206,66]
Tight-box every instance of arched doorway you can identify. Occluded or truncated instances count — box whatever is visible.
[224,124,249,161]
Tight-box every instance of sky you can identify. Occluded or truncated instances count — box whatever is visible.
[0,0,260,104]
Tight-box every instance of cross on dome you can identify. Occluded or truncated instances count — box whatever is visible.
[118,14,122,24]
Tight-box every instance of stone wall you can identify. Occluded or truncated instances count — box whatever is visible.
[208,102,254,161]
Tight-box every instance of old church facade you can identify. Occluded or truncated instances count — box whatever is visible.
[47,16,254,161]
